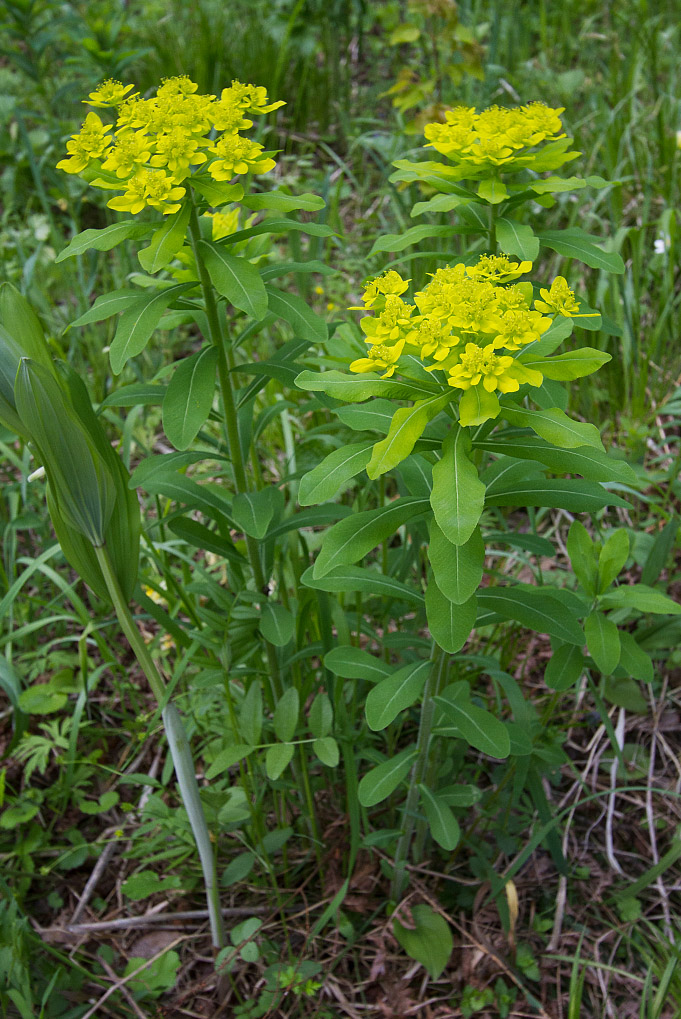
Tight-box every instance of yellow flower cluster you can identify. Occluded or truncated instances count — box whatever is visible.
[350,256,584,425]
[57,76,284,215]
[424,102,566,172]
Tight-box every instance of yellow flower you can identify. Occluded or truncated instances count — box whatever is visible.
[356,270,411,310]
[360,295,415,343]
[534,276,588,317]
[492,309,551,351]
[205,207,240,240]
[107,169,185,215]
[101,130,152,178]
[85,80,137,108]
[448,342,543,394]
[150,127,208,180]
[208,134,275,179]
[56,112,112,174]
[467,254,532,282]
[350,339,406,378]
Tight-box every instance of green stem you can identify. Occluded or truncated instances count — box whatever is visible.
[186,196,282,702]
[391,644,449,901]
[95,545,225,949]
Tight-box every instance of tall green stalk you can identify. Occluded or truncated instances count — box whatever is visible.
[391,645,449,900]
[94,545,225,949]
[186,197,282,704]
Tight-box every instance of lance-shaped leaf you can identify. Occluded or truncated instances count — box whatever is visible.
[478,178,509,204]
[110,283,194,375]
[138,202,191,273]
[425,576,477,653]
[597,528,630,593]
[545,644,586,691]
[585,610,621,675]
[418,785,461,851]
[298,441,373,506]
[313,497,429,578]
[500,403,603,450]
[368,223,463,256]
[475,435,636,484]
[231,488,275,539]
[241,191,325,212]
[537,227,625,273]
[0,283,56,435]
[567,520,598,596]
[518,347,611,381]
[496,218,539,261]
[431,424,486,546]
[598,584,681,615]
[393,904,453,980]
[367,393,450,479]
[365,660,430,731]
[295,369,439,403]
[260,602,294,647]
[485,478,628,512]
[301,564,424,605]
[15,359,116,546]
[71,289,146,328]
[435,684,511,758]
[56,221,155,262]
[265,286,327,343]
[189,178,244,206]
[358,747,418,807]
[428,521,484,605]
[198,240,268,319]
[323,646,392,682]
[476,586,584,644]
[162,346,217,450]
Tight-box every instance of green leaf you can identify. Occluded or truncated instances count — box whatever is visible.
[221,852,256,887]
[224,217,333,244]
[529,175,587,194]
[265,286,328,342]
[309,692,333,738]
[477,178,509,204]
[567,520,598,596]
[365,660,430,731]
[520,347,611,381]
[198,240,268,319]
[295,369,439,403]
[162,346,217,450]
[435,685,511,758]
[273,688,299,742]
[476,435,636,484]
[122,870,182,900]
[241,191,325,212]
[425,578,477,653]
[71,288,144,328]
[265,743,295,780]
[418,784,461,851]
[545,644,585,691]
[458,385,500,427]
[101,383,166,408]
[138,202,191,273]
[410,193,471,217]
[393,904,453,979]
[189,178,244,206]
[431,424,486,546]
[428,521,484,605]
[313,497,429,578]
[56,221,154,262]
[205,743,255,780]
[323,646,392,682]
[500,403,603,450]
[598,529,630,593]
[618,632,654,683]
[260,602,294,646]
[239,682,262,746]
[537,228,625,273]
[298,441,373,506]
[585,611,621,675]
[231,488,274,539]
[358,747,417,807]
[335,399,397,433]
[599,584,681,615]
[367,394,450,479]
[496,218,539,261]
[110,283,193,374]
[477,587,585,644]
[641,519,678,587]
[125,950,180,998]
[368,224,461,256]
[18,684,67,714]
[301,564,424,605]
[603,675,648,713]
[313,736,339,767]
[486,479,628,512]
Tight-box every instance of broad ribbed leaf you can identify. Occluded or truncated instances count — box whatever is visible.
[435,685,511,758]
[393,904,453,980]
[365,661,430,731]
[260,602,294,647]
[162,346,217,450]
[519,347,611,381]
[71,289,143,328]
[431,424,485,545]
[477,587,584,644]
[500,403,603,450]
[313,497,429,578]
[298,441,373,506]
[597,529,630,593]
[367,394,450,479]
[538,227,625,273]
[199,240,268,319]
[56,221,154,262]
[323,646,392,682]
[585,610,621,675]
[358,747,417,807]
[428,522,484,605]
[110,283,193,374]
[241,191,325,212]
[138,202,191,273]
[265,287,327,342]
[485,479,628,511]
[475,435,636,483]
[295,369,439,402]
[301,564,424,604]
[425,577,477,653]
[231,488,274,539]
[545,644,586,691]
[418,785,461,851]
[496,218,539,260]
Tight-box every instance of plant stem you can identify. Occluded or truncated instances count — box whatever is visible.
[94,545,225,950]
[186,197,282,702]
[391,643,449,901]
